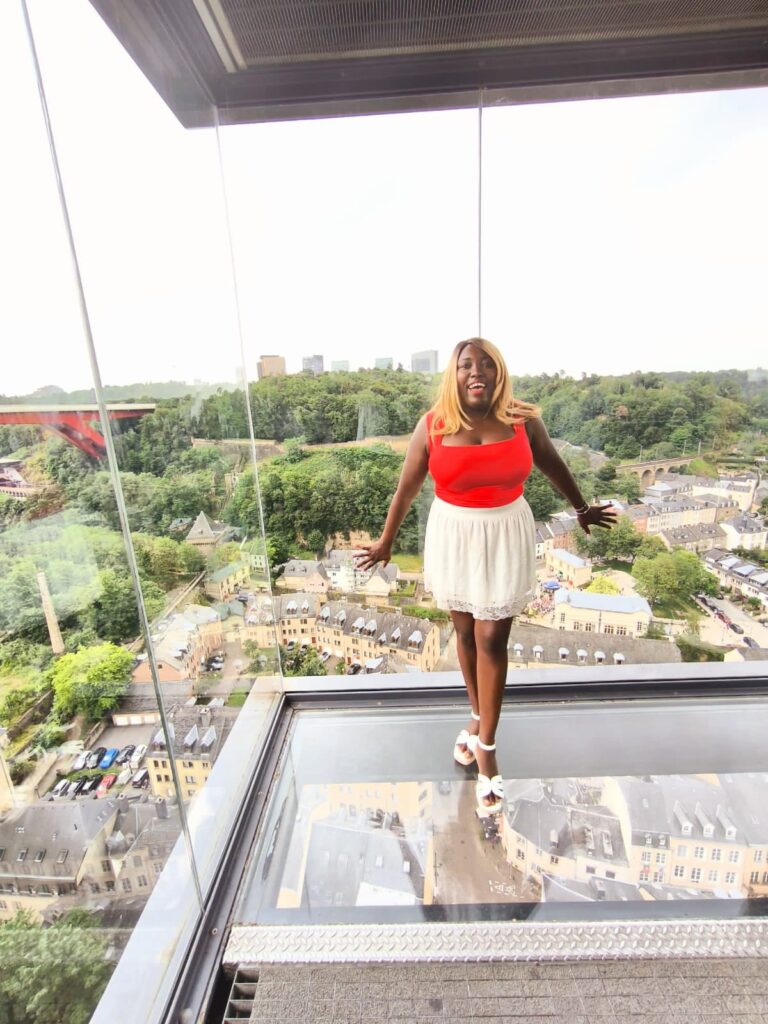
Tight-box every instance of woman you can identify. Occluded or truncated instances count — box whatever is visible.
[355,338,616,815]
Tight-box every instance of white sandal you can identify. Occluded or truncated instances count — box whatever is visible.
[475,739,504,816]
[453,711,480,766]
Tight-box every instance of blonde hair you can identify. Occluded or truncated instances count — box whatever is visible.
[429,337,539,438]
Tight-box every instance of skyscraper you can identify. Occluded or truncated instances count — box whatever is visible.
[257,355,287,379]
[375,357,393,370]
[302,354,325,374]
[411,350,438,373]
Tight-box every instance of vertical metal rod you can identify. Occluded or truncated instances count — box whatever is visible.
[477,90,484,338]
[212,111,284,684]
[19,0,204,907]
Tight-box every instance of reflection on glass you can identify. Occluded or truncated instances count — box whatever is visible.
[238,703,768,924]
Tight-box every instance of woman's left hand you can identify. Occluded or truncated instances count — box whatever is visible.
[576,502,618,535]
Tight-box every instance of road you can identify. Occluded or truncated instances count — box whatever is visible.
[702,596,768,649]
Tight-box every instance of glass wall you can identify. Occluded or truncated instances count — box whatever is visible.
[2,0,768,1019]
[0,2,279,1021]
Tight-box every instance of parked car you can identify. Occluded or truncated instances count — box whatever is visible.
[96,774,117,797]
[346,663,362,675]
[116,767,132,786]
[115,744,135,765]
[86,747,106,770]
[131,767,150,788]
[743,636,760,649]
[82,775,102,795]
[729,622,745,635]
[320,651,331,663]
[51,778,69,797]
[69,778,88,798]
[99,748,120,770]
[71,750,90,772]
[129,744,147,771]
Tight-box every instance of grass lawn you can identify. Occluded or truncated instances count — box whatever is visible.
[0,667,39,701]
[227,690,249,708]
[652,595,703,620]
[392,551,423,572]
[7,723,40,759]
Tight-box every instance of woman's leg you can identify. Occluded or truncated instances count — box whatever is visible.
[450,610,480,754]
[473,616,513,803]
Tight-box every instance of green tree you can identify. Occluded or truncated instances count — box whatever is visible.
[48,643,133,722]
[0,909,112,1024]
[612,473,641,503]
[585,577,620,595]
[278,644,327,677]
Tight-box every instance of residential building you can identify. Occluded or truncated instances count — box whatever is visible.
[546,513,579,553]
[690,475,758,512]
[0,800,119,922]
[133,605,223,684]
[374,357,393,369]
[410,350,438,374]
[500,778,631,887]
[694,493,741,522]
[330,360,349,372]
[185,511,238,555]
[554,589,652,638]
[256,355,286,379]
[204,559,252,601]
[658,523,726,554]
[107,800,180,899]
[545,548,592,587]
[507,624,679,670]
[642,498,716,535]
[624,505,650,533]
[317,601,441,671]
[302,354,324,374]
[603,774,768,896]
[147,704,235,800]
[322,548,399,594]
[534,521,554,559]
[279,559,329,593]
[277,782,435,909]
[720,515,767,551]
[702,548,768,609]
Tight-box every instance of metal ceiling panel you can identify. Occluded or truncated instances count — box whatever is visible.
[88,0,768,125]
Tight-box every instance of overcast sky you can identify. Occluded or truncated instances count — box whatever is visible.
[2,0,767,396]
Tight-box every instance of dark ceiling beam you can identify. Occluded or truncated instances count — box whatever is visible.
[88,0,768,127]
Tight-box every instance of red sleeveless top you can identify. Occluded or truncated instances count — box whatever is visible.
[426,411,533,508]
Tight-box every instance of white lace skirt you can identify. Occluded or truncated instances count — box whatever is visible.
[423,494,537,620]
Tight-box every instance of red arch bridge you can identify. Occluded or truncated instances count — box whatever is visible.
[0,404,156,459]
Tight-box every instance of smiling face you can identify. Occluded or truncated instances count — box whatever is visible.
[456,342,498,415]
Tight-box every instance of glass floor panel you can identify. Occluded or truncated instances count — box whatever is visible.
[235,698,768,926]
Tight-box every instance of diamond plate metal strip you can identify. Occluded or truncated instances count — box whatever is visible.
[224,919,768,966]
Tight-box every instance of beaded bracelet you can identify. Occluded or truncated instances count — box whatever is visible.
[574,503,590,515]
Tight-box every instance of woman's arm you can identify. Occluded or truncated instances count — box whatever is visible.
[526,417,616,534]
[354,416,430,568]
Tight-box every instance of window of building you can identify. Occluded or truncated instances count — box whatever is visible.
[694,846,705,859]
[122,879,132,891]
[652,870,663,882]
[91,883,100,893]
[711,848,721,861]
[138,875,148,887]
[708,870,718,883]
[101,860,111,872]
[754,851,764,864]
[750,871,760,884]
[656,852,665,863]
[616,626,627,636]
[725,872,736,884]
[603,625,614,634]
[641,851,652,863]
[673,865,685,878]
[676,844,687,858]
[728,850,740,864]
[690,867,701,882]
[584,622,593,632]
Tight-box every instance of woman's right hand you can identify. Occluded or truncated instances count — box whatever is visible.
[354,538,392,571]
